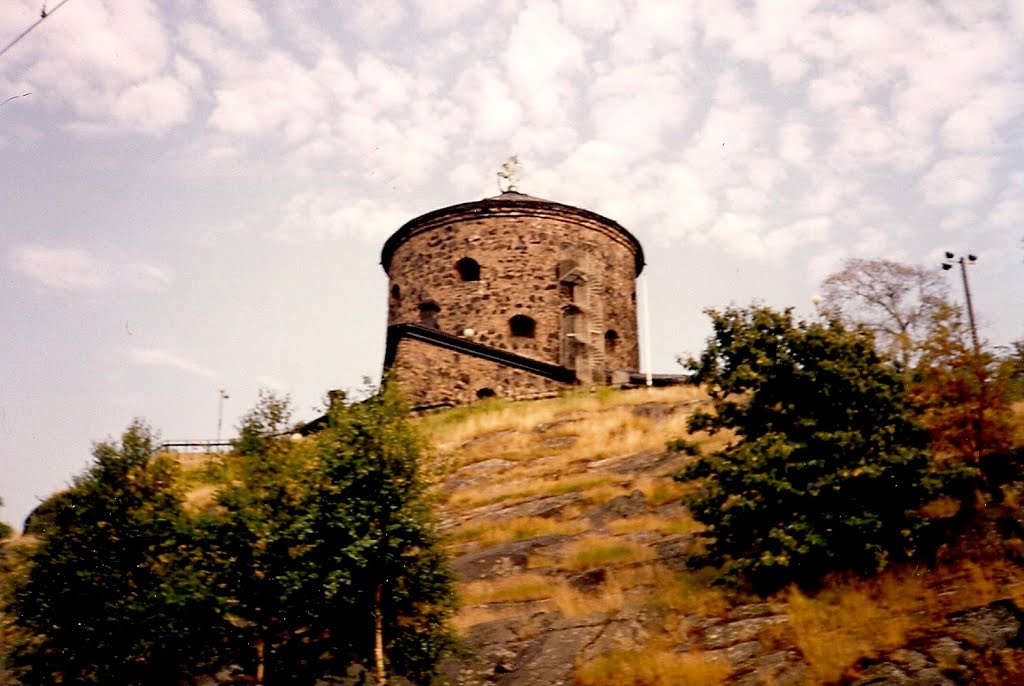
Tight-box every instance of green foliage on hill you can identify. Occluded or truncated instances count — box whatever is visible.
[6,385,454,686]
[677,306,976,592]
[9,420,221,685]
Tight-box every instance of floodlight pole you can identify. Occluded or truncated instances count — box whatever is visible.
[217,387,229,443]
[942,252,983,459]
[957,258,980,357]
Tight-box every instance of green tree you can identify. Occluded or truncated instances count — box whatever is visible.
[199,390,327,684]
[677,306,968,592]
[0,498,13,540]
[311,383,455,685]
[9,420,220,685]
[201,385,455,685]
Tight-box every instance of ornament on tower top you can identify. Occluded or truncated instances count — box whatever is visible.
[497,155,520,193]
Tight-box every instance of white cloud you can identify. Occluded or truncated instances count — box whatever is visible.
[273,191,415,242]
[707,214,830,261]
[347,0,407,38]
[12,245,110,290]
[560,0,623,35]
[209,1,270,44]
[777,121,814,165]
[942,86,1024,151]
[128,347,215,378]
[985,172,1024,228]
[11,245,171,292]
[122,263,172,291]
[920,156,996,208]
[414,0,486,30]
[12,0,192,135]
[608,0,694,61]
[588,58,689,157]
[506,1,585,123]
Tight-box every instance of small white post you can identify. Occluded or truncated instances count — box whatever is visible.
[641,274,653,387]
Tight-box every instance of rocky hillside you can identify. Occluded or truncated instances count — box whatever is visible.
[421,387,1024,686]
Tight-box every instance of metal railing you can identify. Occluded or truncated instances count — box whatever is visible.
[157,439,234,454]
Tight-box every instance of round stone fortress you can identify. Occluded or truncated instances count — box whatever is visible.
[381,190,645,409]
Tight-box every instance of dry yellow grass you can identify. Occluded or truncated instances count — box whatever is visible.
[651,568,733,622]
[574,648,731,686]
[459,573,559,605]
[422,386,710,467]
[450,605,524,632]
[780,569,945,683]
[447,516,588,546]
[605,513,703,536]
[531,535,657,571]
[446,474,622,511]
[552,577,626,618]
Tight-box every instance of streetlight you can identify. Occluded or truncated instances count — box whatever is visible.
[941,252,980,355]
[941,251,983,459]
[216,387,230,443]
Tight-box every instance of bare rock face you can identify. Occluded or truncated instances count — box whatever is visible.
[453,535,577,580]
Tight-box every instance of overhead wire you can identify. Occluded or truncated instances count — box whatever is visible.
[0,0,75,60]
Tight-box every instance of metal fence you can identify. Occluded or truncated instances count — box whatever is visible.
[157,440,234,454]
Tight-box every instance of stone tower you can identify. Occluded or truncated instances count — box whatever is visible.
[381,190,645,409]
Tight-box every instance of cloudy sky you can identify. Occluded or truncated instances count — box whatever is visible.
[2,0,1023,527]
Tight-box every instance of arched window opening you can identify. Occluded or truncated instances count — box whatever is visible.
[456,257,481,282]
[476,388,496,399]
[509,314,536,338]
[605,329,620,353]
[418,300,440,329]
[390,284,401,299]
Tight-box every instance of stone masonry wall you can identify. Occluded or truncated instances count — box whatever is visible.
[385,203,641,378]
[389,337,568,407]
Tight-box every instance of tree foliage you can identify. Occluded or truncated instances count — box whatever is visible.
[677,306,969,592]
[908,303,1016,464]
[199,385,455,685]
[9,420,221,686]
[820,258,947,374]
[7,386,454,685]
[0,498,12,540]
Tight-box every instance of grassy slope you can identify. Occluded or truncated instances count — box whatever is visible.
[4,388,1024,685]
[419,386,1024,685]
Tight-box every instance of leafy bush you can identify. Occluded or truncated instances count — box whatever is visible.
[676,306,974,592]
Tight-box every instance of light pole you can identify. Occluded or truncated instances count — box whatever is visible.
[216,387,229,443]
[941,252,979,356]
[941,251,983,459]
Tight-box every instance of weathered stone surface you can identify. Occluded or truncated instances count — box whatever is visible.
[533,418,583,434]
[499,624,604,686]
[702,615,789,650]
[851,662,910,685]
[732,650,806,686]
[460,493,584,524]
[907,668,955,686]
[948,599,1022,649]
[385,196,642,408]
[890,649,929,672]
[453,535,573,579]
[588,489,647,524]
[925,636,965,667]
[705,640,765,665]
[577,610,651,662]
[540,436,577,451]
[441,458,517,496]
[588,449,682,475]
